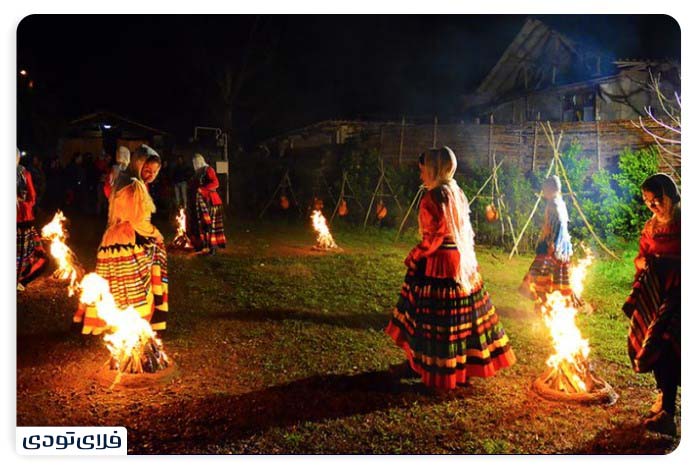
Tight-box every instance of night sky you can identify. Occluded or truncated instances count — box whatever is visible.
[17,14,680,145]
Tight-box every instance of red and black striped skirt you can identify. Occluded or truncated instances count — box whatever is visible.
[622,257,680,373]
[193,193,226,250]
[17,222,47,285]
[386,254,516,389]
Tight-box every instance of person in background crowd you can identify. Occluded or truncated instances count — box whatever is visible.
[42,156,64,213]
[22,155,47,210]
[83,152,99,214]
[187,153,226,255]
[94,151,111,216]
[64,153,85,212]
[173,155,191,209]
[17,149,47,291]
[104,146,131,199]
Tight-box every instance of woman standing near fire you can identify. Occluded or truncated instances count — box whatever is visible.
[385,146,516,391]
[519,175,581,306]
[17,149,47,291]
[187,153,226,255]
[623,173,680,435]
[73,145,168,335]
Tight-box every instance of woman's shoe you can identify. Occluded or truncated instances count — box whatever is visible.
[644,410,677,436]
[649,391,663,416]
[389,361,419,379]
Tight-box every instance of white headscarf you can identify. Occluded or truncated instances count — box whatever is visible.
[420,146,479,292]
[116,146,131,168]
[193,153,207,171]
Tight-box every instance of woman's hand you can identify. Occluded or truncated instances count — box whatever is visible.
[404,255,417,271]
[635,256,647,271]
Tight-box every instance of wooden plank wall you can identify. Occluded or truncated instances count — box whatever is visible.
[377,119,673,173]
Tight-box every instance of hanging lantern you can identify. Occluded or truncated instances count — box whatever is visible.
[313,197,324,211]
[376,200,388,220]
[485,203,499,223]
[279,195,290,210]
[338,199,348,217]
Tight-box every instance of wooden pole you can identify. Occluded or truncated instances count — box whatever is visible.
[518,125,524,169]
[329,172,347,224]
[396,186,425,240]
[532,118,539,171]
[538,121,618,260]
[555,148,619,260]
[469,158,505,205]
[488,114,494,168]
[595,120,602,171]
[508,157,557,259]
[595,89,601,170]
[363,173,383,229]
[433,115,438,147]
[398,116,405,168]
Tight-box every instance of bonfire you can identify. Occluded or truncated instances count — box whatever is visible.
[311,209,340,251]
[40,210,84,295]
[532,249,617,404]
[169,207,193,250]
[79,273,170,374]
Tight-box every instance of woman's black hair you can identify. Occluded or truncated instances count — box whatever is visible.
[641,173,680,203]
[418,152,425,165]
[145,154,161,165]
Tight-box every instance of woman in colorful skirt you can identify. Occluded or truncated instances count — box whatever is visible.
[385,146,516,391]
[519,175,580,306]
[17,149,47,291]
[187,153,226,255]
[73,145,168,335]
[622,173,680,435]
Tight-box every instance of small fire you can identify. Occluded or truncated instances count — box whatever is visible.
[541,291,591,391]
[534,249,610,398]
[311,210,338,250]
[41,211,82,295]
[171,207,192,249]
[79,273,169,374]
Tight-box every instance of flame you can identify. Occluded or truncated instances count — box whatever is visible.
[79,273,168,373]
[570,243,594,298]
[311,210,338,249]
[173,207,192,248]
[40,211,80,295]
[539,249,594,392]
[541,291,590,391]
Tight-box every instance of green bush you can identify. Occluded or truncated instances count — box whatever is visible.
[578,146,659,243]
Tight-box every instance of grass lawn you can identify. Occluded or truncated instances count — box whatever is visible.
[16,214,680,454]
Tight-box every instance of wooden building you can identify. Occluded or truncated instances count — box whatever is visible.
[461,18,680,125]
[258,18,679,173]
[58,111,170,164]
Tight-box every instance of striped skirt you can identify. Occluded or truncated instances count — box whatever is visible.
[17,222,47,284]
[521,254,577,302]
[385,256,516,389]
[73,234,169,335]
[622,257,680,373]
[193,193,226,250]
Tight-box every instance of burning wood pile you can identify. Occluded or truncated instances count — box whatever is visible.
[40,210,84,296]
[79,273,170,374]
[532,250,617,404]
[311,210,342,251]
[40,210,171,379]
[169,207,193,250]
